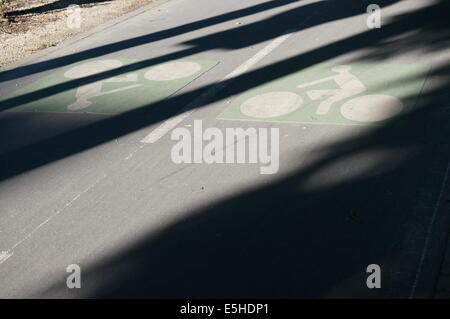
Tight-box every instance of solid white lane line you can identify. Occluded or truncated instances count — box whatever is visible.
[140,30,295,144]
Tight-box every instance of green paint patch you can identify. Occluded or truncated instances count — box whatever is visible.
[4,59,218,114]
[218,64,429,125]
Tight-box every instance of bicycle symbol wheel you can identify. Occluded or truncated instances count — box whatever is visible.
[240,91,303,118]
[64,59,123,79]
[340,94,404,122]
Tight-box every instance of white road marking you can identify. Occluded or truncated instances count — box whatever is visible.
[0,1,328,266]
[144,61,202,81]
[63,60,123,79]
[240,91,303,118]
[0,174,107,265]
[0,143,149,266]
[140,0,330,143]
[340,94,403,122]
[140,30,295,144]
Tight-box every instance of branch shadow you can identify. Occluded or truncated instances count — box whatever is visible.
[0,0,392,82]
[0,0,406,182]
[24,0,450,298]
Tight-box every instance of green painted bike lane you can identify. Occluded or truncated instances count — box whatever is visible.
[219,63,429,126]
[2,59,218,115]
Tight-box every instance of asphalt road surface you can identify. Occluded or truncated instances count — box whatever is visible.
[1,0,450,298]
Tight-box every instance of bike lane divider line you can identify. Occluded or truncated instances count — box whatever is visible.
[139,29,296,144]
[0,173,108,265]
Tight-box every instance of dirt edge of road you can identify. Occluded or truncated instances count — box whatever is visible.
[0,0,156,68]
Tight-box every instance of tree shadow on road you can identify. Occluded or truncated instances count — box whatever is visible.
[0,0,403,180]
[19,0,450,298]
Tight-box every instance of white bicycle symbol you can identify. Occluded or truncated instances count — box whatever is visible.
[64,59,202,111]
[240,65,404,122]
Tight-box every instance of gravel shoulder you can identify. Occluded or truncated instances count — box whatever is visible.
[0,0,154,67]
